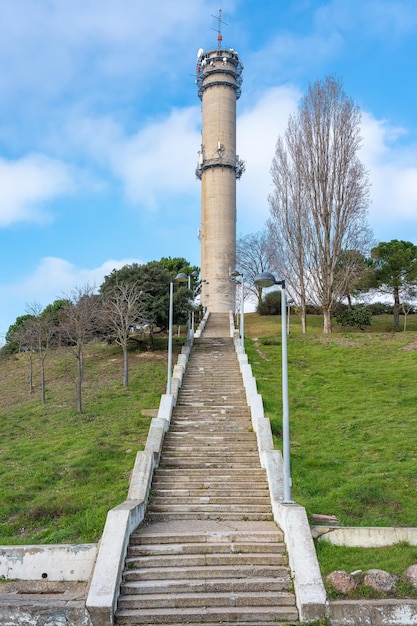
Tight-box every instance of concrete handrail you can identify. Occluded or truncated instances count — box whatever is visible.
[232,320,326,622]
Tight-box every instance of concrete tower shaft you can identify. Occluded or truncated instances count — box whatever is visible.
[196,47,244,313]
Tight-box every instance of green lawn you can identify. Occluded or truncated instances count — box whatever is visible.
[0,338,181,544]
[244,313,417,527]
[1,311,417,559]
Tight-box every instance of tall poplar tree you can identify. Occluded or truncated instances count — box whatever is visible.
[268,76,372,333]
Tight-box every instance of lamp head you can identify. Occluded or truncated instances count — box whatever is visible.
[175,273,188,283]
[254,272,276,288]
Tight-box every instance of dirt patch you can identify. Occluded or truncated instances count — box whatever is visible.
[253,338,270,361]
[400,341,417,351]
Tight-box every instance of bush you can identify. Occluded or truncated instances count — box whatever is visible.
[257,290,281,316]
[336,307,372,330]
[366,302,394,315]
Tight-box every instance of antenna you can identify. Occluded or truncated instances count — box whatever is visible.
[211,8,228,48]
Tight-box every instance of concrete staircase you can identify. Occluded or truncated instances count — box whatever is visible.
[115,313,299,625]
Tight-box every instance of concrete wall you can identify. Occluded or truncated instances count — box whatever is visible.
[0,544,97,582]
[313,525,417,547]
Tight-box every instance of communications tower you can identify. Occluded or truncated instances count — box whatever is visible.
[195,11,244,312]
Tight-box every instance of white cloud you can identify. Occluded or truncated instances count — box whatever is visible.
[0,256,143,339]
[237,85,301,232]
[10,256,143,300]
[361,112,417,230]
[0,0,209,102]
[0,154,73,226]
[67,106,201,210]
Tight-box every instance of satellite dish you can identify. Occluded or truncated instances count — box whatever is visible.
[197,48,204,59]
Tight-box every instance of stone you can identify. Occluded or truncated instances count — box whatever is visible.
[363,569,397,593]
[326,570,357,594]
[404,564,417,587]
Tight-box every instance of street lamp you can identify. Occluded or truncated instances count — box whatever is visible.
[175,271,199,339]
[230,270,244,351]
[254,272,293,504]
[167,273,188,394]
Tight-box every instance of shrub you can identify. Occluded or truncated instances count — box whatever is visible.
[336,307,372,330]
[257,290,281,315]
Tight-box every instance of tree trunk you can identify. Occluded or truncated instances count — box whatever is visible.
[123,345,129,387]
[77,346,83,414]
[29,354,33,393]
[393,286,400,328]
[41,357,46,404]
[323,308,333,334]
[300,304,307,334]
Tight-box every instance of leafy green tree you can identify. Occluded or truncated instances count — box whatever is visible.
[4,314,34,354]
[100,259,199,341]
[41,299,69,347]
[371,240,417,328]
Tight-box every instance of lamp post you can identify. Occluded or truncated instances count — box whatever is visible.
[254,272,293,504]
[230,270,244,351]
[167,273,188,394]
[287,298,294,335]
[188,271,199,339]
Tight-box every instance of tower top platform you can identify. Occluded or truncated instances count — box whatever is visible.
[195,47,244,100]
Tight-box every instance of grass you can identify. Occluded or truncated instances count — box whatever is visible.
[244,312,417,528]
[2,308,417,584]
[317,541,417,599]
[244,311,417,584]
[0,336,184,545]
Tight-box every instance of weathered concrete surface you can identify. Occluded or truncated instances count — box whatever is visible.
[0,582,91,626]
[233,323,327,623]
[328,599,417,625]
[0,544,97,581]
[313,525,417,547]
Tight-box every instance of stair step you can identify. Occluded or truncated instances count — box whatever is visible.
[153,483,269,499]
[127,542,285,555]
[131,530,284,545]
[146,512,273,521]
[120,576,290,595]
[125,553,287,569]
[115,605,299,624]
[117,590,296,609]
[149,496,270,506]
[123,564,289,582]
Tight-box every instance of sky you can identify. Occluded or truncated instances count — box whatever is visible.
[1,0,417,340]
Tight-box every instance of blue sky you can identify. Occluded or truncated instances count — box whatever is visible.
[1,0,417,340]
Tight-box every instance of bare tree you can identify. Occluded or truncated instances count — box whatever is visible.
[268,76,372,333]
[236,230,276,309]
[101,282,147,387]
[59,285,100,414]
[26,302,54,404]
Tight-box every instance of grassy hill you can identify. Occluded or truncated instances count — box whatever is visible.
[1,313,417,548]
[244,313,417,528]
[0,337,182,545]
